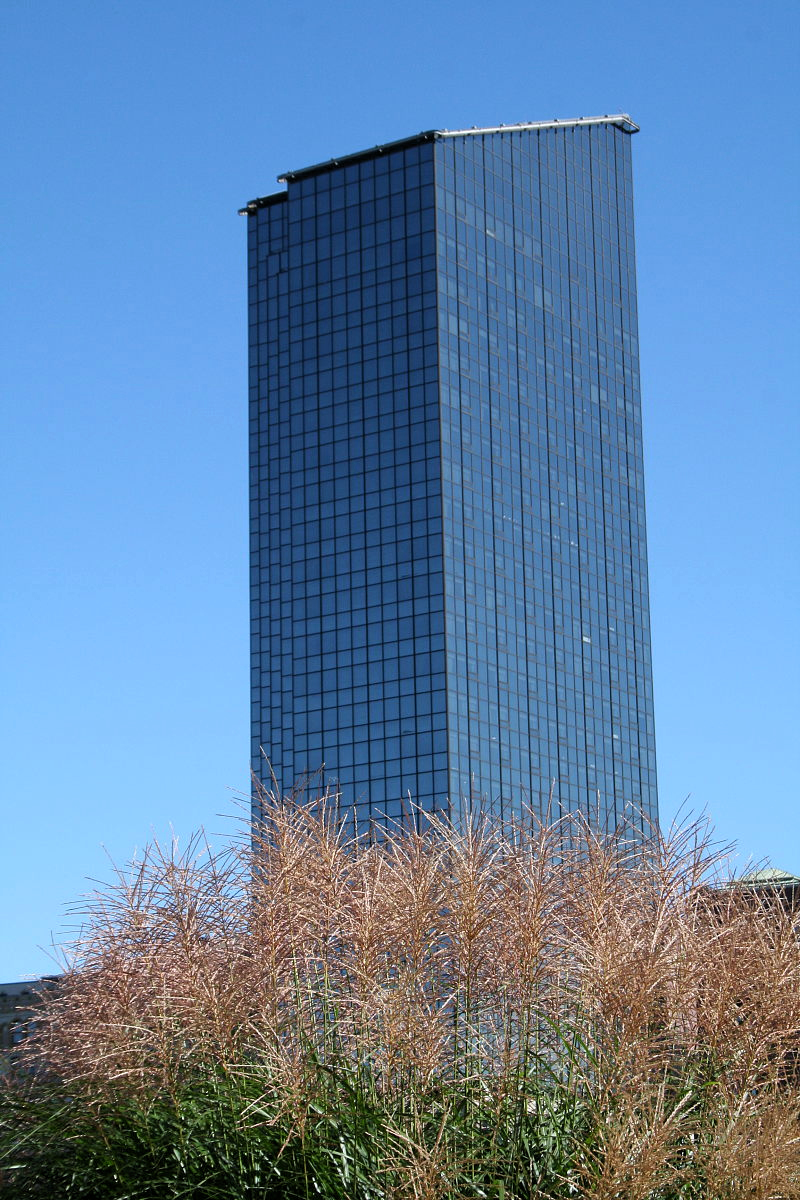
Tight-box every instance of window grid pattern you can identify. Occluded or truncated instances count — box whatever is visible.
[249,144,448,826]
[248,123,658,834]
[435,125,657,828]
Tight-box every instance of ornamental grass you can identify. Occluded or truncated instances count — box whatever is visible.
[2,786,799,1198]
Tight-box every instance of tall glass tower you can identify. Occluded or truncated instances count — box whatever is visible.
[243,116,658,832]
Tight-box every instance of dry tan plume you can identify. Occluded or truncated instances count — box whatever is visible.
[23,787,800,1196]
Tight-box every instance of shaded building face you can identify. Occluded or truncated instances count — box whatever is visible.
[246,118,657,832]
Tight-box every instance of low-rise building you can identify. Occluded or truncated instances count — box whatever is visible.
[0,977,59,1068]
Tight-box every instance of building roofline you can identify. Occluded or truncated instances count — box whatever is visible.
[0,977,60,991]
[277,130,439,184]
[238,190,287,217]
[238,116,638,212]
[441,114,639,137]
[733,868,800,888]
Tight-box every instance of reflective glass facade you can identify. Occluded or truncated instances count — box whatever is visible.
[246,118,658,831]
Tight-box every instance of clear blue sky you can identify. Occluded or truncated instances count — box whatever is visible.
[2,0,798,980]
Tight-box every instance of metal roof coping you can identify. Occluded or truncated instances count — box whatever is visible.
[239,115,638,211]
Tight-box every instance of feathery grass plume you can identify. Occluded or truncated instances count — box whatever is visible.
[2,784,800,1198]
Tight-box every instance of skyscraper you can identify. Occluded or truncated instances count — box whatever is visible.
[243,115,658,832]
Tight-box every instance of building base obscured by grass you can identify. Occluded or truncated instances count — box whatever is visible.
[2,794,799,1198]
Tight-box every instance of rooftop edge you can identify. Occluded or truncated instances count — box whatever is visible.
[238,115,638,214]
